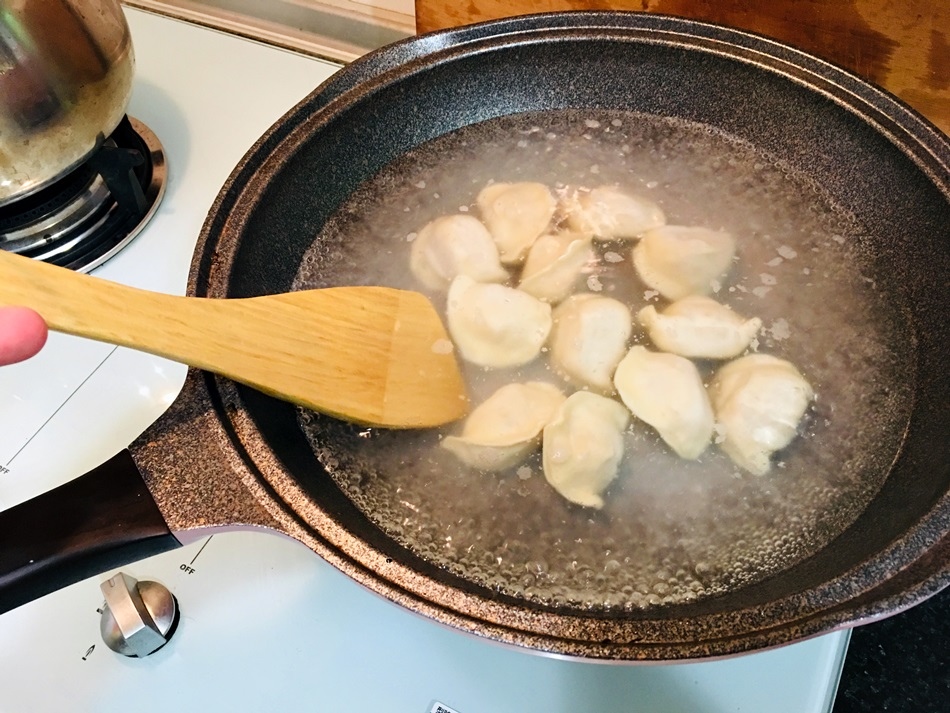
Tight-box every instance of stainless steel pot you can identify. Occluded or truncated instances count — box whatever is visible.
[0,0,134,206]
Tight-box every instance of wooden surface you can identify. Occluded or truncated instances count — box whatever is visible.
[0,251,467,429]
[415,0,949,136]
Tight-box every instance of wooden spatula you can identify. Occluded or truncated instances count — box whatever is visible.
[0,250,468,428]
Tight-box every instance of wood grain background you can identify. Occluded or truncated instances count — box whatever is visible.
[416,0,949,135]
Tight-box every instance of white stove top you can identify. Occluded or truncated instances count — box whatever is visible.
[0,9,849,712]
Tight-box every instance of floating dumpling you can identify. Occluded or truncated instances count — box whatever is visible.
[562,185,666,239]
[637,296,762,359]
[549,293,632,393]
[709,354,814,475]
[442,382,566,471]
[446,275,553,368]
[518,232,594,303]
[477,182,556,264]
[613,346,714,459]
[632,225,736,300]
[542,391,630,508]
[409,214,509,291]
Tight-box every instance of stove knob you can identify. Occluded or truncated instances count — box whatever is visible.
[99,572,179,657]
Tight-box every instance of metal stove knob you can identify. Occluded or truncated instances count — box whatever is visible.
[99,572,179,657]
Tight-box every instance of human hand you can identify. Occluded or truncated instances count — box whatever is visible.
[0,307,48,365]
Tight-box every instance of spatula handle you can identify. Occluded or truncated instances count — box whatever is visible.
[0,249,224,369]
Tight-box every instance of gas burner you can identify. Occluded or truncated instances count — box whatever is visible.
[0,115,166,272]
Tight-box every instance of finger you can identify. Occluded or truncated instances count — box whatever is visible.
[0,307,49,365]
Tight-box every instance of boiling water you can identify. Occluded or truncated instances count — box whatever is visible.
[293,110,913,611]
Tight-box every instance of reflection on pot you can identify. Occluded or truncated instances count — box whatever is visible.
[0,0,134,206]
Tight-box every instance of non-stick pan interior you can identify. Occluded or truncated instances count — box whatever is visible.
[196,14,949,656]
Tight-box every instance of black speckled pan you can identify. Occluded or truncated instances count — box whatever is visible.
[1,12,947,661]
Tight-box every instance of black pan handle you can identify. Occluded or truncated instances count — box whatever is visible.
[0,450,181,614]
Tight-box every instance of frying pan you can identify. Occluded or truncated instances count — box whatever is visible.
[1,12,948,661]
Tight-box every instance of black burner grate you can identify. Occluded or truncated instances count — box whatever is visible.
[0,115,166,272]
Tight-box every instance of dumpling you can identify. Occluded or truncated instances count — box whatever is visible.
[613,346,714,459]
[442,382,566,471]
[562,185,666,239]
[446,275,553,368]
[409,214,509,290]
[637,296,762,359]
[548,293,632,393]
[632,225,736,300]
[477,182,556,264]
[542,391,630,508]
[709,354,814,475]
[518,231,594,303]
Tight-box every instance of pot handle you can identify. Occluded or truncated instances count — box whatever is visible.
[0,450,181,614]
